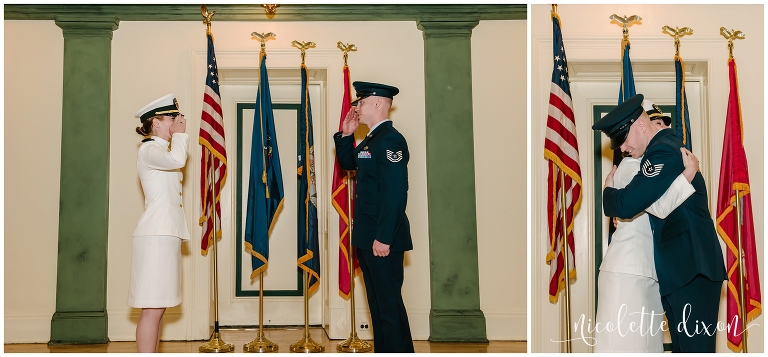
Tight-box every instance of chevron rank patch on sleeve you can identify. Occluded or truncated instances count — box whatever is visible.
[386,149,403,163]
[642,159,664,177]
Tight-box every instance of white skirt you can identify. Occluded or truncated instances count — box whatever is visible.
[127,235,182,308]
[594,271,664,353]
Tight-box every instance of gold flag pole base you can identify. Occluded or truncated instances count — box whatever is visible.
[289,333,325,353]
[199,331,235,353]
[244,273,278,352]
[336,332,372,353]
[337,171,369,353]
[291,269,324,352]
[244,331,279,353]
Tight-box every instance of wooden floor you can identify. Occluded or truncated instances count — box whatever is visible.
[5,328,526,353]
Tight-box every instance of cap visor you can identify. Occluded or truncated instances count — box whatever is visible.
[610,131,629,151]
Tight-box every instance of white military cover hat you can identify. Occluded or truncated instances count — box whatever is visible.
[641,99,671,126]
[134,93,180,122]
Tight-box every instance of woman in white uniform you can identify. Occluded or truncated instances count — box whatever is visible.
[594,101,699,352]
[128,93,190,352]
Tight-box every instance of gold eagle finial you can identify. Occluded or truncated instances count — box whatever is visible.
[610,14,642,43]
[720,27,745,58]
[662,26,693,57]
[251,32,277,56]
[292,40,317,65]
[201,5,216,36]
[337,42,358,66]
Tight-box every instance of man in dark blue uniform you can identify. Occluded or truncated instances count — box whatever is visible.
[333,81,414,353]
[593,94,727,352]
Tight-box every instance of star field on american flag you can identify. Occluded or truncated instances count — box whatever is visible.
[552,34,571,97]
[207,55,219,88]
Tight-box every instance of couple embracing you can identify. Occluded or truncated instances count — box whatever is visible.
[592,94,727,353]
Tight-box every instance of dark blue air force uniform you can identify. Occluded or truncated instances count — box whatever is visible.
[333,81,414,353]
[594,94,727,353]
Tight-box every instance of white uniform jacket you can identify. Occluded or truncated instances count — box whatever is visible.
[133,133,191,240]
[599,156,695,280]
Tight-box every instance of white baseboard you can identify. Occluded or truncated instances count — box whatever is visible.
[328,308,525,341]
[484,310,527,341]
[107,307,209,342]
[4,309,527,344]
[4,312,53,343]
[4,309,203,343]
[328,307,431,340]
[409,309,431,340]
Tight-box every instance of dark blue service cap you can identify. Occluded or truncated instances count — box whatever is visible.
[351,81,399,106]
[592,94,644,150]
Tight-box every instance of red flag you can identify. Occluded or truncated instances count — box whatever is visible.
[715,58,762,352]
[199,33,227,256]
[333,65,360,299]
[543,14,582,304]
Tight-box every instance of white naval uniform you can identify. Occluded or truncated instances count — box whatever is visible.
[594,156,695,353]
[127,133,190,308]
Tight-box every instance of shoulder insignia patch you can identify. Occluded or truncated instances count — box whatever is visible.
[386,150,403,163]
[642,159,664,177]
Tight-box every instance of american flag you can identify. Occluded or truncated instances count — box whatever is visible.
[543,13,582,304]
[199,33,227,256]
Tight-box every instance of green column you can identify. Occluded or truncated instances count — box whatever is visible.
[417,19,487,342]
[50,16,118,345]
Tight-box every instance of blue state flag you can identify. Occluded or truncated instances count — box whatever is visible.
[675,55,692,151]
[618,41,637,104]
[609,36,639,244]
[297,63,321,295]
[614,39,637,168]
[244,53,284,279]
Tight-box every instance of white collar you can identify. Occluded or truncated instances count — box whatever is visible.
[368,119,390,134]
[151,136,170,145]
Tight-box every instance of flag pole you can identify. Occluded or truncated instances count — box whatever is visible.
[199,164,234,353]
[551,6,572,351]
[334,42,371,353]
[290,271,325,353]
[290,41,324,353]
[244,30,279,353]
[721,28,748,352]
[337,173,372,352]
[244,273,279,352]
[559,170,572,353]
[198,5,234,352]
[735,189,748,353]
